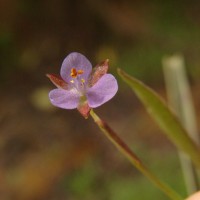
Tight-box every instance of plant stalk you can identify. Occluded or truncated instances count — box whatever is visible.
[90,109,183,200]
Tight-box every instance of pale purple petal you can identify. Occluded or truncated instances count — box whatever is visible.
[60,52,92,83]
[49,88,80,109]
[87,74,118,108]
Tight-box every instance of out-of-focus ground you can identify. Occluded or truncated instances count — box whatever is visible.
[1,0,200,199]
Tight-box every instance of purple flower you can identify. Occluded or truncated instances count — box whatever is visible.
[47,52,118,117]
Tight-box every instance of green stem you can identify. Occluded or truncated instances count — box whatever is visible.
[90,109,183,200]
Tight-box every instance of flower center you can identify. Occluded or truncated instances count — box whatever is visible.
[70,68,84,78]
[69,68,86,95]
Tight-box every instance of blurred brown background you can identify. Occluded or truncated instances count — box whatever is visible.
[1,0,200,199]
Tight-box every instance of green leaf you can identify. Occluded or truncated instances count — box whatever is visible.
[118,68,200,168]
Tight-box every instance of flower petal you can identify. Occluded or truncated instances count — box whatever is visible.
[87,74,118,108]
[60,52,92,83]
[49,88,80,109]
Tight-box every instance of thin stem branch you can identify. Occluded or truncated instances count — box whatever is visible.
[90,109,183,200]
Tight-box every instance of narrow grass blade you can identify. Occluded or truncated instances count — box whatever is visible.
[118,68,200,169]
[163,54,200,194]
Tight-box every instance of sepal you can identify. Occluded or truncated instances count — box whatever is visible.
[46,73,68,89]
[77,101,91,119]
[89,59,109,86]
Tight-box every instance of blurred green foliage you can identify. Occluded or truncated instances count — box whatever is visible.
[1,0,200,84]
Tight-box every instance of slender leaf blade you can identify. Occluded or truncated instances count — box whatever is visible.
[118,68,200,168]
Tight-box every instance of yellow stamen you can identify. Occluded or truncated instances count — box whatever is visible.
[81,78,85,83]
[77,70,84,75]
[71,68,77,78]
[70,68,84,78]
